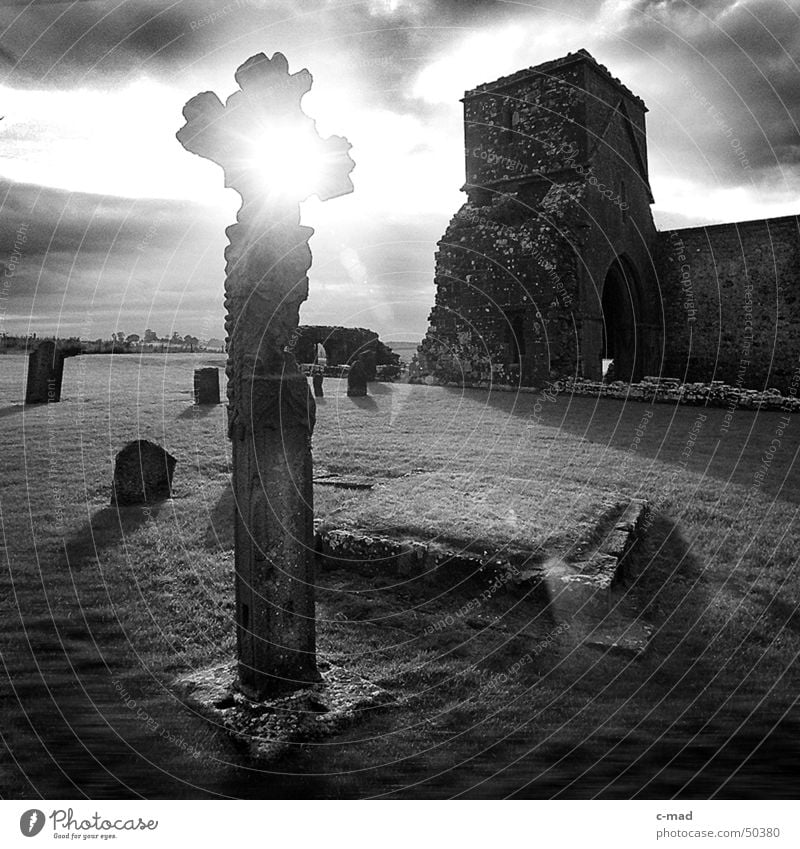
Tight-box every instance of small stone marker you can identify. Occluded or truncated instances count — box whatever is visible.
[347,354,368,397]
[312,370,324,398]
[194,367,221,405]
[25,340,65,404]
[112,439,177,505]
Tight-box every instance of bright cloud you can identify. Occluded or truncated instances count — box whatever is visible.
[1,0,798,339]
[0,79,224,200]
[411,24,531,104]
[651,173,800,227]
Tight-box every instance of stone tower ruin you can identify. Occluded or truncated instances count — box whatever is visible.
[418,49,800,393]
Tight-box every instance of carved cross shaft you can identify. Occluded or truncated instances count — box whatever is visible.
[177,52,354,699]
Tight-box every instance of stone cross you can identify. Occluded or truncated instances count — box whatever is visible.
[176,52,354,699]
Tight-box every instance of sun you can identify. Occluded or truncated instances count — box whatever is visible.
[247,127,328,200]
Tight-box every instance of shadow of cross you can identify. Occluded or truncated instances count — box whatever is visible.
[176,52,354,701]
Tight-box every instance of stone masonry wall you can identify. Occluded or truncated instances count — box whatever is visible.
[418,186,582,386]
[418,49,800,393]
[464,62,586,194]
[658,216,800,393]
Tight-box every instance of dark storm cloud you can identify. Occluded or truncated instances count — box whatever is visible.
[0,0,514,91]
[0,178,214,260]
[0,40,18,70]
[691,0,800,169]
[3,0,799,333]
[623,0,800,174]
[431,0,502,10]
[0,179,226,334]
[0,1,302,86]
[0,1,196,86]
[0,178,436,338]
[630,0,734,12]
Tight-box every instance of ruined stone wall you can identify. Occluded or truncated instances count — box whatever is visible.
[419,51,661,388]
[293,325,398,370]
[418,55,594,387]
[419,49,800,393]
[418,187,583,387]
[658,216,800,392]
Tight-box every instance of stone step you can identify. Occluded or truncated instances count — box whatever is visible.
[542,498,654,655]
[315,527,544,588]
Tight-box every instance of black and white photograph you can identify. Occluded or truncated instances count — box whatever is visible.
[1,0,799,833]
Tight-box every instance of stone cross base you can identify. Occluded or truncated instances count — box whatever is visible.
[175,660,391,762]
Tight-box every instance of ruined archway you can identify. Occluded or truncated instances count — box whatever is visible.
[313,342,329,365]
[293,325,399,379]
[601,256,641,383]
[505,310,526,365]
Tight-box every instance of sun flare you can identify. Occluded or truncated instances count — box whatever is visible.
[248,129,327,199]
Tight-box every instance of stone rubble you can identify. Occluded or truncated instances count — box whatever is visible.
[561,375,800,412]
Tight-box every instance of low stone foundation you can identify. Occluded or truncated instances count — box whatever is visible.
[414,375,800,412]
[316,527,545,589]
[562,376,800,411]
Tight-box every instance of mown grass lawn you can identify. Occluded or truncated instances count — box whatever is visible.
[0,352,798,798]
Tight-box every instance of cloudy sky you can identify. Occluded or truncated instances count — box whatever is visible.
[0,0,798,341]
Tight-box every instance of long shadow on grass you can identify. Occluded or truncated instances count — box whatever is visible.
[205,482,235,550]
[499,514,800,800]
[0,500,252,799]
[1,504,154,795]
[438,385,800,503]
[177,404,222,420]
[63,504,156,570]
[315,513,798,799]
[366,381,393,395]
[348,395,378,410]
[0,404,24,418]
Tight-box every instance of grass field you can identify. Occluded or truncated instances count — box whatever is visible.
[1,352,799,798]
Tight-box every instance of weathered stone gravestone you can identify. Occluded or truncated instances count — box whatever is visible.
[177,52,354,699]
[112,440,176,505]
[312,370,324,398]
[194,367,221,405]
[25,341,65,404]
[347,354,369,397]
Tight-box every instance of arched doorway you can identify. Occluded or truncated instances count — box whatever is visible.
[506,310,526,365]
[601,257,640,382]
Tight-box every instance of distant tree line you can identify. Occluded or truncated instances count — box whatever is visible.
[0,331,226,354]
